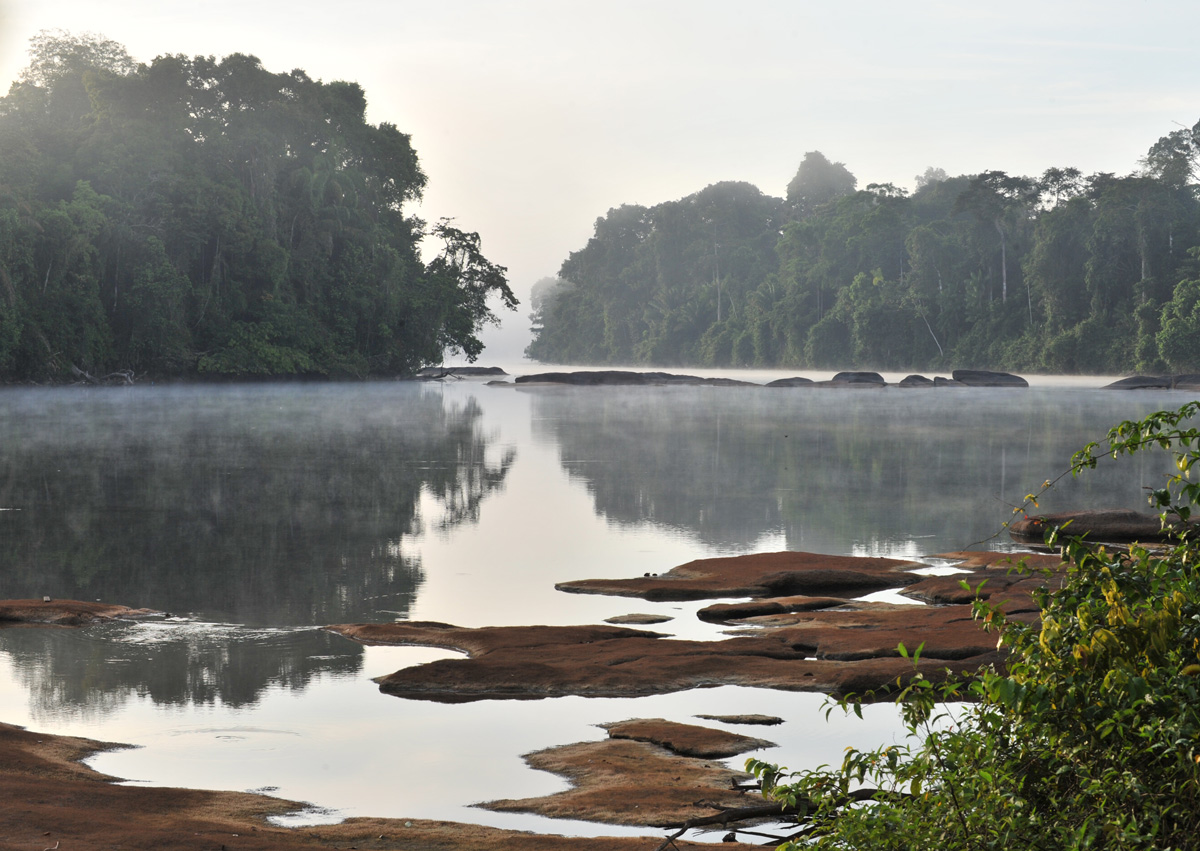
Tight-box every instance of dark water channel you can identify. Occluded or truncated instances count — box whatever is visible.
[0,375,1188,830]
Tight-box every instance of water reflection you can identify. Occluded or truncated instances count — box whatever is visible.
[2,623,358,721]
[0,382,514,713]
[0,382,514,626]
[530,386,1183,554]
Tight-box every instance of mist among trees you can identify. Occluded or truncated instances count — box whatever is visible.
[528,139,1200,374]
[0,31,516,382]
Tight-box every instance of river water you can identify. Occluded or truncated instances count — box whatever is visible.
[0,368,1188,834]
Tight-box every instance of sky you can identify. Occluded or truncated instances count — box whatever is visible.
[2,1,1199,358]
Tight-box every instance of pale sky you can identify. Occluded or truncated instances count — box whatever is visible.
[2,1,1198,358]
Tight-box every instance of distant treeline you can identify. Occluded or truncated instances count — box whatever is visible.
[527,140,1200,374]
[0,31,515,382]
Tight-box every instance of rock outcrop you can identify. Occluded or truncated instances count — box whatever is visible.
[1009,508,1188,544]
[0,599,159,626]
[951,369,1028,387]
[480,718,768,827]
[556,551,922,601]
[514,371,755,386]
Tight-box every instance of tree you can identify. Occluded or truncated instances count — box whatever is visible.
[0,32,514,380]
[786,151,857,219]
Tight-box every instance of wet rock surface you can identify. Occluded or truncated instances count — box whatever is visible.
[333,550,1064,703]
[1008,509,1188,544]
[0,722,748,851]
[0,599,160,626]
[605,613,675,625]
[480,719,766,827]
[602,717,775,759]
[556,550,923,601]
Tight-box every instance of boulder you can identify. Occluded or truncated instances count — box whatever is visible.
[933,376,967,387]
[950,369,1028,387]
[829,371,886,385]
[898,374,935,387]
[1103,375,1172,390]
[765,376,816,387]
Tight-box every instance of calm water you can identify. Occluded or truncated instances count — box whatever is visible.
[0,370,1189,833]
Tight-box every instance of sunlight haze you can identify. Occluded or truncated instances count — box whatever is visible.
[3,0,1198,356]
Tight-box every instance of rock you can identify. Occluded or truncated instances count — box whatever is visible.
[1102,375,1172,389]
[765,376,816,387]
[329,605,992,703]
[1172,373,1200,389]
[480,734,754,827]
[0,723,741,850]
[697,594,846,623]
[605,613,674,625]
[950,369,1028,387]
[556,551,923,601]
[933,376,966,387]
[829,371,886,385]
[514,371,755,387]
[694,714,784,726]
[1009,509,1187,544]
[601,718,774,759]
[415,366,507,378]
[0,599,160,627]
[898,374,935,387]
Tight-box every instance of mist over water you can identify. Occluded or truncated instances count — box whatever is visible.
[0,375,1189,830]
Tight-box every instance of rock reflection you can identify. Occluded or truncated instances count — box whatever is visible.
[530,386,1178,554]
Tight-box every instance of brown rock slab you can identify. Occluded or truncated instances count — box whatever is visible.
[556,551,923,602]
[0,722,752,850]
[605,613,674,625]
[901,550,1065,615]
[601,718,774,759]
[329,618,988,702]
[698,594,846,623]
[481,734,755,827]
[736,602,1001,662]
[0,598,160,627]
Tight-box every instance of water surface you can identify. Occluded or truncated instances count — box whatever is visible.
[0,373,1188,831]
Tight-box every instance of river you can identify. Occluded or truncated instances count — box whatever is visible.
[0,367,1186,834]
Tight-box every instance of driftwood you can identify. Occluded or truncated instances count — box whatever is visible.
[653,788,897,849]
[70,364,135,385]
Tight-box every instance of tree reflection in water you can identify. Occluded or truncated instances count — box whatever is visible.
[0,382,514,714]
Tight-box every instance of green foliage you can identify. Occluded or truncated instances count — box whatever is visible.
[530,135,1200,373]
[0,31,513,381]
[748,402,1200,849]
